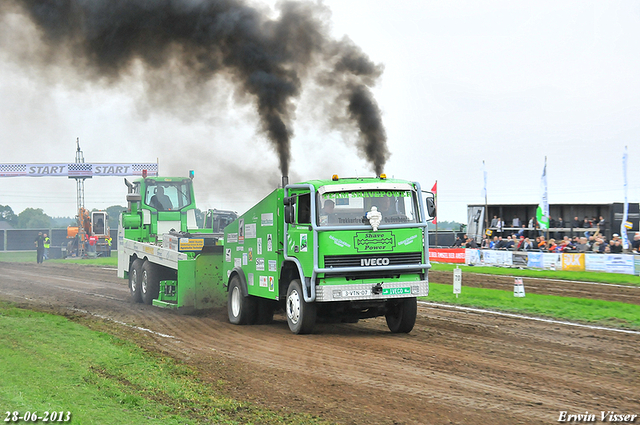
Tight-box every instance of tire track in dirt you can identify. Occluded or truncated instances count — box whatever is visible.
[1,262,639,425]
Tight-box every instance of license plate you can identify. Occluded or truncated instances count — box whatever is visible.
[342,289,371,297]
[383,287,411,295]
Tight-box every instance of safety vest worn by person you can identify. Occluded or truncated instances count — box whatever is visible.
[44,237,50,249]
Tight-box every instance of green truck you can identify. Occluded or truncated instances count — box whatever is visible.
[117,176,236,313]
[118,174,435,334]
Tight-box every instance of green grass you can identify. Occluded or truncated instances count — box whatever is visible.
[0,301,329,425]
[0,251,117,267]
[430,262,640,286]
[423,282,640,330]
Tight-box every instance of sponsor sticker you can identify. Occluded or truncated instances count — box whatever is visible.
[354,231,395,253]
[259,276,268,287]
[261,213,274,226]
[256,258,265,271]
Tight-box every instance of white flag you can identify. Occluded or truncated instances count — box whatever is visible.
[621,147,629,249]
[537,157,549,230]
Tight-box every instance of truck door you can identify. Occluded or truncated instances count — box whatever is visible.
[287,191,313,271]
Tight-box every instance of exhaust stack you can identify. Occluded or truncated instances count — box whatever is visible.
[282,176,289,188]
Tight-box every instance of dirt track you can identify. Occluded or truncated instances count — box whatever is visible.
[1,262,639,425]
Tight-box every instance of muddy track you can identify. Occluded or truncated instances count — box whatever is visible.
[1,262,638,425]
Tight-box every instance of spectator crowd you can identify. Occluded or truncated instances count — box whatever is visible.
[452,214,640,254]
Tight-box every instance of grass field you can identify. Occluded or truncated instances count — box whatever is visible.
[0,301,328,425]
[423,283,640,330]
[430,262,640,286]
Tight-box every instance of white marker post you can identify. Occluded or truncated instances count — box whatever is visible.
[514,277,525,297]
[453,267,462,298]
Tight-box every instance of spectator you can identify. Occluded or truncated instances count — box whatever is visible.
[597,216,606,233]
[537,236,547,251]
[519,237,534,251]
[547,238,557,253]
[631,232,640,254]
[582,216,591,229]
[575,237,589,252]
[493,236,503,249]
[512,216,521,227]
[490,215,499,228]
[555,217,565,239]
[610,238,623,253]
[572,216,581,229]
[496,217,504,237]
[517,224,526,238]
[465,237,478,249]
[452,236,464,247]
[527,217,537,238]
[481,237,491,249]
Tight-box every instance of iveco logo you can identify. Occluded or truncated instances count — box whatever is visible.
[361,258,390,266]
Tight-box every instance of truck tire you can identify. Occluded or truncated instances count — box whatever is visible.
[141,260,160,305]
[228,275,257,325]
[385,297,417,333]
[129,258,144,303]
[286,279,316,334]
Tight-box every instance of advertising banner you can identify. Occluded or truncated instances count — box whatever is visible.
[585,254,606,272]
[481,250,513,266]
[543,253,561,270]
[429,248,466,263]
[561,253,585,272]
[0,163,158,177]
[465,249,481,265]
[604,254,635,275]
[527,252,543,269]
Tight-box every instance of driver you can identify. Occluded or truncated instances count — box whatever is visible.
[150,186,173,210]
[375,196,396,215]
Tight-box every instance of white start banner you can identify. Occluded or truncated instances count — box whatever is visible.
[0,163,158,177]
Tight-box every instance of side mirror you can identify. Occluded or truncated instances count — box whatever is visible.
[423,192,436,221]
[284,205,295,224]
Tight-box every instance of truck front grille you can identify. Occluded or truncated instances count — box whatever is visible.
[324,252,423,268]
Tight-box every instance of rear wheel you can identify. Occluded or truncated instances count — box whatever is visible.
[385,297,417,333]
[141,261,160,305]
[129,258,143,303]
[228,275,257,325]
[286,279,316,334]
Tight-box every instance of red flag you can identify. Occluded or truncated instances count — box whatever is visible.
[431,181,437,224]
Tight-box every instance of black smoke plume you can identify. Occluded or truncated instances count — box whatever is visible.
[1,0,389,176]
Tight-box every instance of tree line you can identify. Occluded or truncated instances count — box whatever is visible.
[0,205,126,230]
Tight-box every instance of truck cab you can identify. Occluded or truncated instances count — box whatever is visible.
[121,177,199,242]
[223,174,436,334]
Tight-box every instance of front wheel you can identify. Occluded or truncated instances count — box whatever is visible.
[385,297,417,333]
[286,279,316,334]
[228,275,257,325]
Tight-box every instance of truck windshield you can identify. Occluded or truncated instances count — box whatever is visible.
[145,181,192,211]
[317,189,419,226]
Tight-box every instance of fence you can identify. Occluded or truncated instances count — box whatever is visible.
[429,248,640,276]
[0,228,118,258]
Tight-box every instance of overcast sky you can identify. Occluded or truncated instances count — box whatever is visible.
[1,0,638,223]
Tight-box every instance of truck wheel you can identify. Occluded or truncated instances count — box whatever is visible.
[129,259,143,303]
[228,275,257,325]
[286,279,316,334]
[385,297,417,333]
[141,261,160,305]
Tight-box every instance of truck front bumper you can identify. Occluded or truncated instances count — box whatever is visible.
[314,280,428,302]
